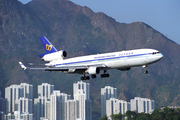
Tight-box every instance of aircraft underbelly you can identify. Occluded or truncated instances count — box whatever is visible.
[105,61,123,68]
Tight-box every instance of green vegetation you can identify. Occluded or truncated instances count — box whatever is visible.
[99,107,180,120]
[74,13,92,29]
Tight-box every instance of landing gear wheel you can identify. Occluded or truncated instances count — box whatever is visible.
[86,76,90,80]
[106,74,110,77]
[81,72,90,80]
[81,76,90,80]
[144,70,148,74]
[100,73,110,78]
[81,76,84,80]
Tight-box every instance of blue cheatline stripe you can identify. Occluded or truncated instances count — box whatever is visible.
[54,53,153,67]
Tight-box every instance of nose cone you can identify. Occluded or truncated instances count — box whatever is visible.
[155,53,163,62]
[159,53,163,60]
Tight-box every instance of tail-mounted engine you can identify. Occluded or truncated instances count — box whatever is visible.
[40,50,67,61]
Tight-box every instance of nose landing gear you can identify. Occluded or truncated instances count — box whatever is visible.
[143,65,148,74]
[81,70,110,80]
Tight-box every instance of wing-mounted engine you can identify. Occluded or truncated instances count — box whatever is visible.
[40,50,67,61]
[86,67,100,75]
[117,67,131,71]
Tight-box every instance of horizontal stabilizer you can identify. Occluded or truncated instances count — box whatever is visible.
[19,62,27,70]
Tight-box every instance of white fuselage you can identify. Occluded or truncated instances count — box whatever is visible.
[46,49,163,71]
[19,36,164,79]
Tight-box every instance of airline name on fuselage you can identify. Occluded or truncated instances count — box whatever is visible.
[94,52,134,59]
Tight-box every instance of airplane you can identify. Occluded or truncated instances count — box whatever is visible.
[19,36,163,80]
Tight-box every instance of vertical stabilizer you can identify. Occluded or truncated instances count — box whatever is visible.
[40,37,58,53]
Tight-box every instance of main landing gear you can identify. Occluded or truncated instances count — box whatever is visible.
[81,76,90,80]
[81,74,97,81]
[100,70,110,78]
[143,65,148,74]
[81,70,110,80]
[81,73,90,80]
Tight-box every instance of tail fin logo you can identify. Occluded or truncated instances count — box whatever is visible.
[46,44,52,51]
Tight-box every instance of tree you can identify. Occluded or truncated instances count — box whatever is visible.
[110,113,123,120]
[136,113,151,120]
[99,115,108,120]
[125,111,137,120]
[100,107,180,120]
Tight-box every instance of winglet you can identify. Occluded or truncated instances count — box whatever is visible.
[19,62,27,70]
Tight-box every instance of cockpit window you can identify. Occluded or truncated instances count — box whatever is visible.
[152,52,160,55]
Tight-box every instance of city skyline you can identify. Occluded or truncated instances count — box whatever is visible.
[1,82,155,120]
[1,82,92,120]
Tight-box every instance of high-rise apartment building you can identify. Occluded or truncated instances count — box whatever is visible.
[130,97,154,113]
[38,83,54,99]
[34,83,54,120]
[34,97,49,120]
[65,99,77,120]
[10,111,33,120]
[73,81,92,120]
[5,84,18,113]
[73,81,90,100]
[45,100,50,119]
[17,97,32,114]
[106,98,130,119]
[5,83,33,114]
[20,113,33,120]
[19,83,33,99]
[4,83,33,120]
[50,90,71,120]
[101,86,117,117]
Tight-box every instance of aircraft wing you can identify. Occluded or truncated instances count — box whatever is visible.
[19,62,107,73]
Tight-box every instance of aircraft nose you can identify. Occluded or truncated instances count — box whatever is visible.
[158,53,163,61]
[152,52,163,62]
[160,53,163,59]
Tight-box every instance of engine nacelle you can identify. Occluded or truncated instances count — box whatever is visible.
[41,50,67,61]
[86,67,100,75]
[118,67,131,71]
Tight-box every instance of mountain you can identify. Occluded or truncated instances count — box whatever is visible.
[1,0,180,119]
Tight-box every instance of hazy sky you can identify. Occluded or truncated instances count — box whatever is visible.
[18,0,180,45]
